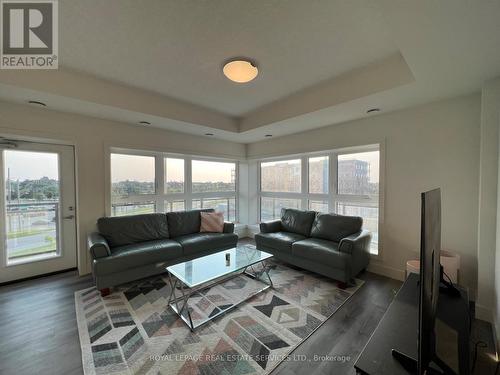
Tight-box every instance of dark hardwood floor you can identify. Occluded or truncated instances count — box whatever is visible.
[272,270,402,375]
[0,270,93,375]
[0,241,497,375]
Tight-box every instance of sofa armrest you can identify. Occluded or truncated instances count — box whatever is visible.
[88,232,111,259]
[259,219,282,233]
[338,230,372,255]
[223,222,235,233]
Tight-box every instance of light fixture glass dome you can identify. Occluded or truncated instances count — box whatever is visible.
[223,59,258,83]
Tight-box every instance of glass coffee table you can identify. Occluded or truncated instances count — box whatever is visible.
[166,245,274,331]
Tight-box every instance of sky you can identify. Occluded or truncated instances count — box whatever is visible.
[111,154,235,183]
[4,151,59,180]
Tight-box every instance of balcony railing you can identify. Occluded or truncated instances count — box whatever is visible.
[5,201,59,260]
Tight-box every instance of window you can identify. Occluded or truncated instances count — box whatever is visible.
[110,151,238,222]
[336,150,380,254]
[110,153,156,218]
[336,202,378,251]
[111,153,155,197]
[259,156,328,221]
[261,159,301,193]
[165,158,184,194]
[260,197,301,221]
[259,158,303,221]
[192,160,236,193]
[338,151,379,196]
[165,200,185,212]
[192,197,236,222]
[309,156,328,194]
[258,147,381,255]
[309,200,328,213]
[112,202,155,216]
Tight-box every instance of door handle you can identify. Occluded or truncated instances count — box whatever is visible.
[63,215,75,220]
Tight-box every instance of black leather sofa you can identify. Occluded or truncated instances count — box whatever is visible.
[88,209,238,292]
[255,208,371,283]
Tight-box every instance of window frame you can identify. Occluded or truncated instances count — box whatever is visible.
[257,144,382,257]
[107,148,239,222]
[191,158,237,195]
[333,148,380,255]
[258,153,330,221]
[164,157,185,195]
[260,158,302,194]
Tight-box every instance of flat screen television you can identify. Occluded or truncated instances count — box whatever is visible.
[419,188,442,373]
[392,188,455,375]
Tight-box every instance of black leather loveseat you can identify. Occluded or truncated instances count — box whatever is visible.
[255,208,371,284]
[88,209,238,292]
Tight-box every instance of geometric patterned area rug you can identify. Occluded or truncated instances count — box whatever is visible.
[75,249,364,375]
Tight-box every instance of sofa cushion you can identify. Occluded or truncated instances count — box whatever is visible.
[280,208,316,236]
[310,213,363,243]
[255,231,306,253]
[167,209,214,238]
[292,238,349,269]
[200,211,224,233]
[94,239,182,274]
[174,232,238,256]
[97,214,169,247]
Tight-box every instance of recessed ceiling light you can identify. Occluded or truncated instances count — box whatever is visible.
[223,59,258,83]
[265,134,273,138]
[28,100,47,107]
[366,108,381,114]
[139,121,151,125]
[205,133,214,136]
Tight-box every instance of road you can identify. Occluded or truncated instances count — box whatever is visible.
[7,229,56,255]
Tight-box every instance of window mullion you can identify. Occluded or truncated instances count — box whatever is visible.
[330,152,338,213]
[301,155,308,210]
[185,157,192,210]
[156,153,164,212]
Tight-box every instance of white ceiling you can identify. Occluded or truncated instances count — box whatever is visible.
[0,0,499,143]
[59,0,398,116]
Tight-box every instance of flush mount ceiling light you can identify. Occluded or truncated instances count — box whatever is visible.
[223,59,258,83]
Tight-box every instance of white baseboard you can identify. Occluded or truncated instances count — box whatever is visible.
[367,262,406,281]
[245,224,259,238]
[234,224,250,238]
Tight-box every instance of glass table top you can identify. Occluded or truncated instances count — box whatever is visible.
[166,245,273,288]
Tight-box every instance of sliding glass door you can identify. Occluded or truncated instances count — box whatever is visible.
[0,141,77,283]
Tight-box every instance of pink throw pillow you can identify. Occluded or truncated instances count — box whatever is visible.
[200,212,224,233]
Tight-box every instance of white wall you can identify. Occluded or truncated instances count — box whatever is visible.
[477,78,500,322]
[247,94,481,293]
[0,101,246,276]
[481,77,500,338]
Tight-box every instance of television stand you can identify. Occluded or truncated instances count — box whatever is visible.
[391,349,418,373]
[391,349,456,375]
[354,273,470,375]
